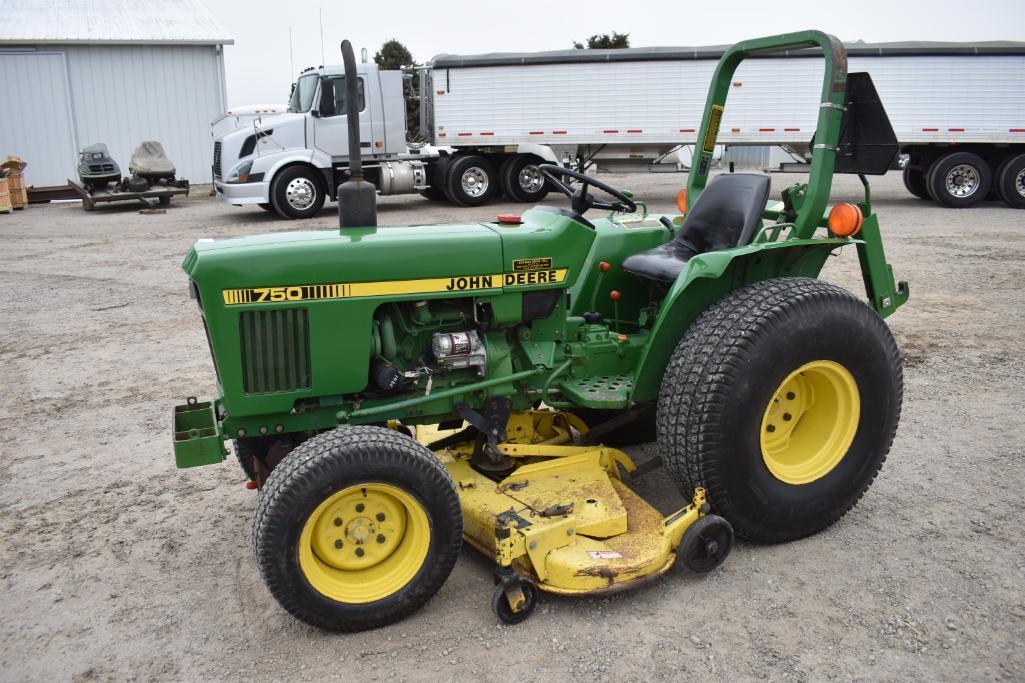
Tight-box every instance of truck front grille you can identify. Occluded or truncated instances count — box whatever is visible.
[212,141,222,180]
[239,309,311,394]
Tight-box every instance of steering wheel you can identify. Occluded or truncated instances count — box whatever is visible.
[538,165,638,216]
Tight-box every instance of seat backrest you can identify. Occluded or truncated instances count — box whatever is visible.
[677,172,771,255]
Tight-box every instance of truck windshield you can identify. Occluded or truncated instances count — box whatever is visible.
[288,75,318,113]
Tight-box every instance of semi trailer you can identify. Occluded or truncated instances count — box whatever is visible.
[212,40,1025,218]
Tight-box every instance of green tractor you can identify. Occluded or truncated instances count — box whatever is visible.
[173,31,908,630]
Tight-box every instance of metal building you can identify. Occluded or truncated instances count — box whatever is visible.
[0,0,232,187]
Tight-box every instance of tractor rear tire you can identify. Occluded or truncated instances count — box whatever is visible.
[901,165,930,200]
[657,277,903,543]
[926,152,991,208]
[253,426,463,630]
[994,153,1025,209]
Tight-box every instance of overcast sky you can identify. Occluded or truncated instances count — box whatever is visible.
[202,0,1025,107]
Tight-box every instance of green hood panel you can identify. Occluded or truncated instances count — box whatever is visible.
[184,223,504,286]
[184,211,596,419]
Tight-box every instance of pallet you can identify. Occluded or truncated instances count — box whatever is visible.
[68,178,190,211]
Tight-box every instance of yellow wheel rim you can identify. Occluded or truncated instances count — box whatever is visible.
[298,483,430,604]
[760,360,861,485]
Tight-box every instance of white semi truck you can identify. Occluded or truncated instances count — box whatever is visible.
[213,41,1025,218]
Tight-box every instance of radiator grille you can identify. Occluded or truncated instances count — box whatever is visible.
[239,309,311,394]
[212,141,222,179]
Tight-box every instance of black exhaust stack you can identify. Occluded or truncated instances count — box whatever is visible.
[338,39,377,229]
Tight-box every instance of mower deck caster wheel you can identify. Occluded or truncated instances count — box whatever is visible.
[679,514,734,573]
[491,572,539,625]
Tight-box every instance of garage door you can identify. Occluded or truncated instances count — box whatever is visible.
[0,52,79,187]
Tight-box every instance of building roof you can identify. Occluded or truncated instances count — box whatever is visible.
[0,0,233,45]
[433,40,1025,68]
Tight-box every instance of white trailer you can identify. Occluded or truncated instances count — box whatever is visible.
[212,41,1025,218]
[427,41,1025,208]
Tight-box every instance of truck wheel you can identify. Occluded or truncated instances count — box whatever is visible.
[994,153,1025,209]
[502,155,551,203]
[657,277,902,543]
[901,165,930,200]
[271,166,325,219]
[419,186,447,201]
[253,426,462,630]
[444,155,497,207]
[926,152,991,208]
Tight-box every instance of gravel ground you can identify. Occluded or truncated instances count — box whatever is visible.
[1,172,1023,681]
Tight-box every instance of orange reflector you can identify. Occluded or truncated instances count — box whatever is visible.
[610,290,622,301]
[245,481,258,490]
[599,261,611,272]
[828,203,864,237]
[497,214,522,224]
[676,188,688,214]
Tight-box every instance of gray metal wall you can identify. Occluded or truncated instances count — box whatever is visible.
[0,44,226,186]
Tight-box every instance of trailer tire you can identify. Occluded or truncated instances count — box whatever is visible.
[926,152,991,208]
[258,202,274,211]
[901,165,930,200]
[271,166,325,219]
[444,155,497,207]
[502,154,551,203]
[253,426,462,631]
[656,277,902,543]
[994,153,1025,209]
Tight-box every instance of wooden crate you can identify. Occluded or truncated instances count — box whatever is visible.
[0,177,11,214]
[5,170,27,210]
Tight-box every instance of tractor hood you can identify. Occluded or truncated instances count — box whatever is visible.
[183,207,595,300]
[184,223,505,294]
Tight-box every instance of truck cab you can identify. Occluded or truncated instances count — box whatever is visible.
[213,62,414,218]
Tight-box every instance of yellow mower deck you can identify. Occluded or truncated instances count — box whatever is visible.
[417,411,709,601]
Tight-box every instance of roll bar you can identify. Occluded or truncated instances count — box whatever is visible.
[686,30,848,240]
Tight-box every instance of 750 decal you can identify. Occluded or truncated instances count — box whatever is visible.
[221,269,567,305]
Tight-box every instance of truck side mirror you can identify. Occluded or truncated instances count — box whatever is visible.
[317,78,336,117]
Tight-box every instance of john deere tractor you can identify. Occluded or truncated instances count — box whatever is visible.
[173,32,908,630]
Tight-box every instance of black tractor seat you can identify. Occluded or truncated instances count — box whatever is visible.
[622,172,771,282]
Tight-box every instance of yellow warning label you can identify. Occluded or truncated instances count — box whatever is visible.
[512,257,553,271]
[702,104,724,154]
[222,269,568,305]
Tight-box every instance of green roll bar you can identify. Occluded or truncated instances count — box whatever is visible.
[686,30,848,240]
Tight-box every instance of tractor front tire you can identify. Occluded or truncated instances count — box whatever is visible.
[253,426,462,630]
[657,278,902,543]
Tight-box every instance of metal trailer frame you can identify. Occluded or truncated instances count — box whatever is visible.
[68,178,190,211]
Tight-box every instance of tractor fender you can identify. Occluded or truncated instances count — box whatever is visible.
[629,239,851,402]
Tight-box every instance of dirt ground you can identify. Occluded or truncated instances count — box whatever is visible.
[1,171,1023,681]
